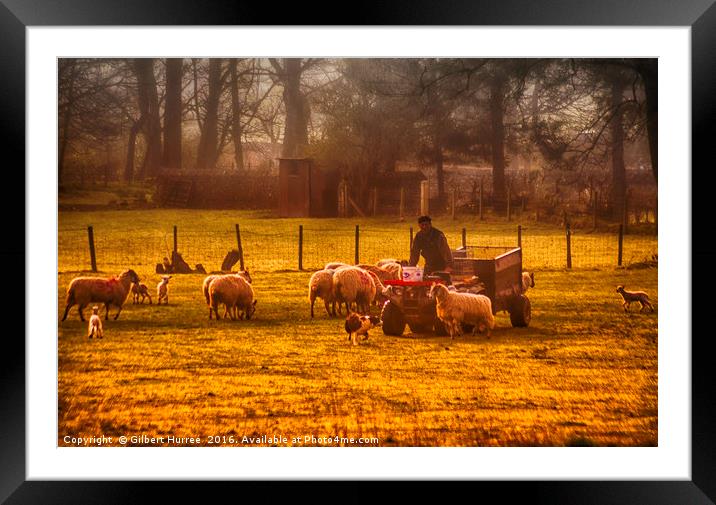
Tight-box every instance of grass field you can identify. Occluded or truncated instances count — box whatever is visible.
[57,210,658,447]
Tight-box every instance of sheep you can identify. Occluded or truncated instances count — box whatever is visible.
[87,306,103,339]
[364,270,392,307]
[202,270,252,319]
[157,275,171,304]
[429,283,495,340]
[324,261,350,271]
[209,274,257,321]
[374,260,403,281]
[61,269,140,322]
[522,271,535,293]
[616,285,654,313]
[332,266,377,315]
[131,282,153,304]
[308,269,338,318]
[357,264,399,282]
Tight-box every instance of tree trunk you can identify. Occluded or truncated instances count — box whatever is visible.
[281,58,309,158]
[162,58,183,170]
[638,60,658,182]
[134,58,162,179]
[196,58,222,169]
[124,118,143,183]
[58,59,78,188]
[490,75,507,212]
[229,59,244,172]
[610,80,627,221]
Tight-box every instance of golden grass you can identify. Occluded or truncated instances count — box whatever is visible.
[58,211,657,447]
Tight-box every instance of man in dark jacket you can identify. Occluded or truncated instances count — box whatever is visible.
[409,215,453,275]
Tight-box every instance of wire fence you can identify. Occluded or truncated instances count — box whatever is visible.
[58,223,658,273]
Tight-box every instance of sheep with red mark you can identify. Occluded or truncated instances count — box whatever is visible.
[61,269,140,322]
[332,266,376,315]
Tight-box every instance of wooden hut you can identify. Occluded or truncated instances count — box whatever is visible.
[278,158,339,217]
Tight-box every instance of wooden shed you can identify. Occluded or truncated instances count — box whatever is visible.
[278,158,339,217]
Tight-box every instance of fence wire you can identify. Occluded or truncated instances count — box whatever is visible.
[58,225,657,273]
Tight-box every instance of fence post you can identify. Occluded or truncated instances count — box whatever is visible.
[462,227,466,249]
[451,189,456,220]
[618,224,624,266]
[410,226,414,252]
[518,225,522,249]
[87,226,97,272]
[622,191,629,234]
[298,225,303,271]
[235,224,245,270]
[479,177,484,220]
[354,225,360,265]
[173,225,178,253]
[566,221,572,269]
[399,187,405,222]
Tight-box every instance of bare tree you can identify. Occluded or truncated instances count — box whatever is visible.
[134,58,162,178]
[162,58,183,170]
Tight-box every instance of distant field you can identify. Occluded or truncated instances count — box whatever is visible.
[57,210,658,447]
[58,209,658,273]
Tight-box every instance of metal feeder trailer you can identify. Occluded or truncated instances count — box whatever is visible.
[380,246,531,336]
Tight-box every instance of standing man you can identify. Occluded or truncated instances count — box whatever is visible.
[409,215,453,275]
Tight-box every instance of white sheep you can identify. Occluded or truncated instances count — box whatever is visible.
[202,270,252,319]
[324,261,350,270]
[332,266,377,315]
[429,283,495,339]
[61,269,141,321]
[131,282,153,304]
[308,269,339,318]
[616,285,654,313]
[87,306,103,339]
[522,271,535,293]
[209,274,257,320]
[364,270,391,307]
[357,263,400,282]
[157,275,171,304]
[374,260,403,280]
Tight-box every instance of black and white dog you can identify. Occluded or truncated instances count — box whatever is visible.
[345,313,381,346]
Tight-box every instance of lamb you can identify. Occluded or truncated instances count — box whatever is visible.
[87,306,103,339]
[61,269,140,322]
[332,266,377,315]
[616,285,654,313]
[209,274,257,321]
[202,270,252,319]
[308,269,339,318]
[157,275,171,304]
[522,271,535,293]
[429,283,495,339]
[131,282,153,304]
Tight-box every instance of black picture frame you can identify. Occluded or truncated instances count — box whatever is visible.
[4,1,714,503]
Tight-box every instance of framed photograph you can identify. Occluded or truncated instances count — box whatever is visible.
[6,0,714,502]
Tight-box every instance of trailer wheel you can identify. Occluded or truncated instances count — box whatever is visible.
[381,301,406,336]
[509,295,531,327]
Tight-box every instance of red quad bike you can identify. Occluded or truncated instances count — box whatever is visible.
[380,246,531,336]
